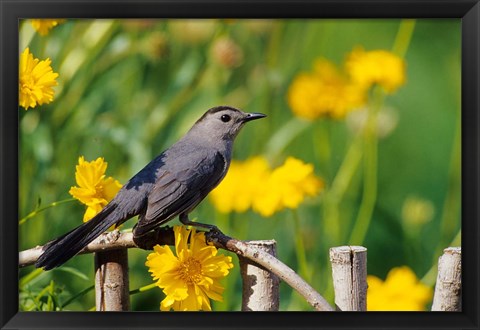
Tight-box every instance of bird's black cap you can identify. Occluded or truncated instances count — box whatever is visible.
[195,105,241,124]
[196,106,266,124]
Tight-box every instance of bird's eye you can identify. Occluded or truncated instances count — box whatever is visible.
[221,114,231,122]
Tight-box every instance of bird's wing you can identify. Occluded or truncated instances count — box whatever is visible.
[134,151,226,236]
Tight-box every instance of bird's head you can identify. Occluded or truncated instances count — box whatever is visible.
[190,106,266,142]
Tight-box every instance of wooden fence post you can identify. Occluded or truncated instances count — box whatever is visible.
[95,249,130,311]
[239,240,280,311]
[431,247,461,311]
[329,246,367,311]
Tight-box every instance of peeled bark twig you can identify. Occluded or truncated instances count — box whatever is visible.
[239,240,279,311]
[431,247,462,311]
[329,246,367,311]
[18,227,175,268]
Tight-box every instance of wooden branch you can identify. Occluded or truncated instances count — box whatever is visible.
[19,227,175,268]
[206,230,334,311]
[329,246,367,311]
[19,226,334,311]
[95,249,130,311]
[431,247,462,311]
[239,240,279,311]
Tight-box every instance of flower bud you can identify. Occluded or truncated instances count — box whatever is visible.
[402,196,435,227]
[210,37,244,69]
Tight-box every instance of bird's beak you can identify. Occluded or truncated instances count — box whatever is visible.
[243,112,267,122]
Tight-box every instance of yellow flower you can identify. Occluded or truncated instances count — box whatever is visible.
[287,58,365,120]
[210,156,270,213]
[345,47,406,93]
[146,226,234,311]
[210,156,324,217]
[19,48,59,110]
[30,19,65,36]
[367,266,433,311]
[253,157,324,217]
[69,156,122,222]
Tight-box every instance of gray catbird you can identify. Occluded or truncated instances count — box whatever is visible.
[35,106,266,270]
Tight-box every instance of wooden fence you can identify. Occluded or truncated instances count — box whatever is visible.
[19,227,461,311]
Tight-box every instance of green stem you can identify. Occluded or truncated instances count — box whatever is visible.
[392,20,417,57]
[19,198,76,225]
[88,282,158,312]
[61,285,95,309]
[52,20,120,126]
[34,283,51,304]
[421,230,461,286]
[349,88,383,245]
[330,138,364,200]
[348,19,416,245]
[129,282,157,295]
[292,209,311,282]
[24,290,43,311]
[47,280,55,311]
[266,20,283,68]
[314,122,332,179]
[265,117,311,161]
[323,136,363,242]
[435,106,461,259]
[19,268,44,288]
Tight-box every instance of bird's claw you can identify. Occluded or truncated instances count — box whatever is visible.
[208,225,221,234]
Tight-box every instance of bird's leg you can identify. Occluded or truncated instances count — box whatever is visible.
[179,213,219,232]
[132,224,150,250]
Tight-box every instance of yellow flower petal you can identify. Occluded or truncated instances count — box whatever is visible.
[367,266,433,311]
[102,177,123,201]
[211,156,323,217]
[69,156,122,223]
[83,204,103,222]
[174,225,190,258]
[146,245,179,283]
[30,19,65,36]
[287,58,365,120]
[210,156,270,213]
[345,47,406,93]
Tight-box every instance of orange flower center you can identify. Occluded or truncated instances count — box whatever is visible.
[178,257,203,284]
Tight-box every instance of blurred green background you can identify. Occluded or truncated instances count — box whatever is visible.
[19,19,461,311]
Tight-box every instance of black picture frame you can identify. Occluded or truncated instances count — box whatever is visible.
[1,0,479,329]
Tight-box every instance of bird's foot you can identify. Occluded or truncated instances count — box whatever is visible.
[189,222,221,233]
[179,214,222,234]
[132,234,147,249]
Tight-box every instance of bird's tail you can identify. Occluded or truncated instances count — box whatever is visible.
[35,203,119,270]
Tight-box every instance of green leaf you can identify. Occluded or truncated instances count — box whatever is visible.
[19,268,44,288]
[55,267,89,281]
